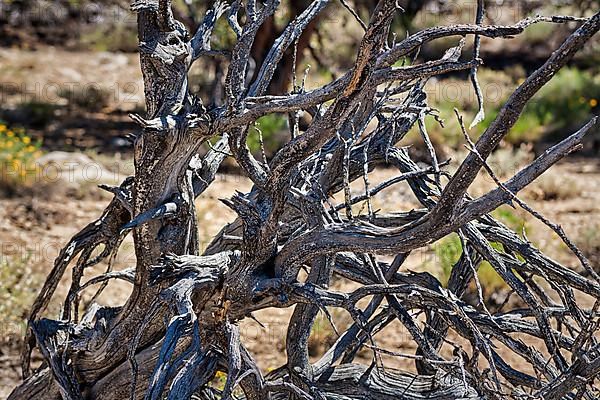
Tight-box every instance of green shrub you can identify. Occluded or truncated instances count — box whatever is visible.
[523,23,556,45]
[248,114,288,157]
[434,233,507,292]
[477,261,506,293]
[308,311,341,358]
[479,68,600,144]
[527,68,600,134]
[434,233,463,286]
[492,206,527,232]
[414,68,599,148]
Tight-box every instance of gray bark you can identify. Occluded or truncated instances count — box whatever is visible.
[8,1,600,399]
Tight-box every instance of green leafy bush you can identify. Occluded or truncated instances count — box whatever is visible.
[492,206,527,232]
[527,68,600,135]
[411,68,599,149]
[480,68,600,143]
[434,233,507,293]
[248,114,288,157]
[434,233,463,286]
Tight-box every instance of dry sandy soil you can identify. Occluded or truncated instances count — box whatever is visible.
[1,155,599,397]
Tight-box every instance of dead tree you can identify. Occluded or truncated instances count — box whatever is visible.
[8,1,600,399]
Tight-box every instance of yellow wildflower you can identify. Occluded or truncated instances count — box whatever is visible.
[22,136,31,144]
[215,371,226,379]
[590,99,598,108]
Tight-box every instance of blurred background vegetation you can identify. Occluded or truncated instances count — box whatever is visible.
[0,0,598,159]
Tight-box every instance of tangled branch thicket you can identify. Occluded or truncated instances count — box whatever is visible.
[8,1,600,399]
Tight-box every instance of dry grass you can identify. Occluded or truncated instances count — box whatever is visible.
[0,256,43,344]
[526,173,582,201]
[576,221,600,271]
